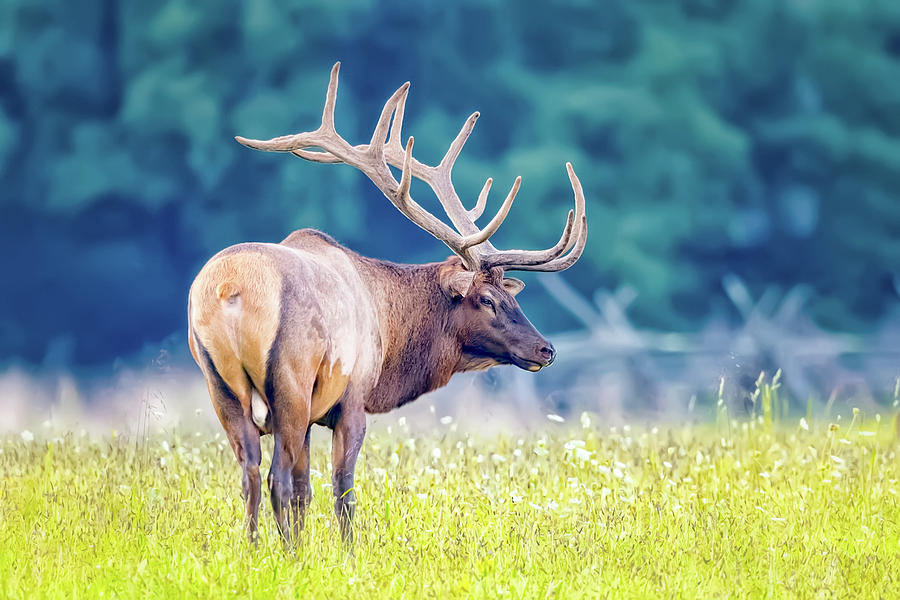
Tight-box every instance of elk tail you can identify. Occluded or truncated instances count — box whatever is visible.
[216,281,241,303]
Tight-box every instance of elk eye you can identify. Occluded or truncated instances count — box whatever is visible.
[479,296,495,310]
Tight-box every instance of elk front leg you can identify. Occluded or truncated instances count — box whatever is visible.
[331,406,366,543]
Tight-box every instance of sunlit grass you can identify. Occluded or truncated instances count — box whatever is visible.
[2,410,899,598]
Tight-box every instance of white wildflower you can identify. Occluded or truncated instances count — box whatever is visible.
[574,448,593,462]
[20,430,33,442]
[547,414,565,423]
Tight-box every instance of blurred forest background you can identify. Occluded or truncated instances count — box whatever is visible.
[1,0,900,416]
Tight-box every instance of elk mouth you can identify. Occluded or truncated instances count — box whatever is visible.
[510,354,549,372]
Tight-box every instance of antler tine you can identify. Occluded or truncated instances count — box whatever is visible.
[320,61,341,133]
[562,162,585,252]
[440,112,480,172]
[483,209,575,268]
[458,176,520,250]
[391,135,469,246]
[387,84,409,154]
[468,178,492,221]
[234,62,351,157]
[508,215,588,272]
[369,82,410,162]
[290,149,343,163]
[395,136,481,269]
[288,62,367,164]
[480,163,587,271]
[293,70,410,165]
[397,136,415,203]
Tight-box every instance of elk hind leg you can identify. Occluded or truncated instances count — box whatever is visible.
[196,346,262,543]
[290,426,313,532]
[266,367,312,545]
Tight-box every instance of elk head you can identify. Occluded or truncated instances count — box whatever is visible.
[440,264,554,372]
[235,62,587,372]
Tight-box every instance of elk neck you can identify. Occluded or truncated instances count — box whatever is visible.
[354,256,463,412]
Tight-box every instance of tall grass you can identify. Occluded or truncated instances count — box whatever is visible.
[1,411,899,598]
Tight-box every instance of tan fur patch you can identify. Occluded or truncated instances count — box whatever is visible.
[189,249,282,405]
[309,358,351,422]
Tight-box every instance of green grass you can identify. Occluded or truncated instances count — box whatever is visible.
[2,413,899,599]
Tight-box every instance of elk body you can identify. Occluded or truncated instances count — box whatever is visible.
[188,63,588,543]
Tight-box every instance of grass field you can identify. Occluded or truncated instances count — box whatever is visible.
[2,409,899,599]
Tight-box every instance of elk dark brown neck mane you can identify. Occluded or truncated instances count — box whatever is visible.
[189,62,588,545]
[356,257,459,412]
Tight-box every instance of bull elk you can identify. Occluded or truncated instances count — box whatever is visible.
[188,62,588,544]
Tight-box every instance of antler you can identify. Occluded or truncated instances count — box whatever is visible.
[235,62,587,272]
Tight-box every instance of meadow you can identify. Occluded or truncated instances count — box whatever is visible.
[1,406,899,599]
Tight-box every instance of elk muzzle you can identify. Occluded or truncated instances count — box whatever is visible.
[509,337,556,372]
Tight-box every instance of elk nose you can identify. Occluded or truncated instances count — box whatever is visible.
[539,343,556,365]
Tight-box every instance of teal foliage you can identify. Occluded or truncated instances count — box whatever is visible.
[1,0,899,364]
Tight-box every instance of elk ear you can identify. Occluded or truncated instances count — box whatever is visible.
[441,270,477,300]
[502,277,525,296]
